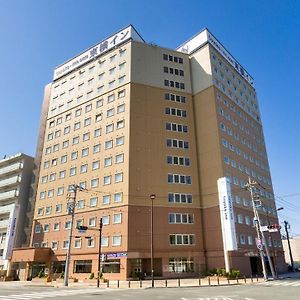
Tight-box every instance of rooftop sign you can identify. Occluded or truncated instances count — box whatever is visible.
[53,25,144,81]
[177,29,254,86]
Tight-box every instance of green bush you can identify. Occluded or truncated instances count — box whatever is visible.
[228,269,241,278]
[37,270,45,278]
[59,271,64,279]
[89,272,94,279]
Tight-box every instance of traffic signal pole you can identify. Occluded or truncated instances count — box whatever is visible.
[97,218,103,288]
[284,220,295,272]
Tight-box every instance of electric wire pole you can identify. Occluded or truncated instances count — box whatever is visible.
[245,177,276,280]
[64,184,83,286]
[284,220,295,272]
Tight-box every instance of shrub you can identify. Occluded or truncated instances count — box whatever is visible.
[59,271,64,279]
[89,272,94,279]
[37,270,45,278]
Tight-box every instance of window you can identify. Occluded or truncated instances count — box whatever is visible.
[74,239,82,248]
[103,194,110,204]
[62,140,69,149]
[107,94,115,103]
[45,147,51,155]
[107,108,114,117]
[112,235,121,246]
[35,225,41,233]
[49,173,56,182]
[47,190,54,198]
[54,130,61,138]
[116,120,124,129]
[115,153,124,164]
[47,133,53,141]
[166,122,188,133]
[96,99,103,107]
[103,175,111,185]
[41,175,48,184]
[85,104,92,112]
[115,172,123,183]
[65,113,71,121]
[113,213,122,224]
[102,215,109,225]
[84,117,91,127]
[166,139,189,149]
[118,90,125,98]
[53,223,60,231]
[87,237,95,248]
[104,157,112,167]
[63,240,69,249]
[101,237,109,247]
[119,62,126,70]
[55,204,62,213]
[248,235,253,245]
[72,136,79,145]
[89,197,98,207]
[51,241,58,250]
[70,167,77,176]
[61,155,67,164]
[240,234,246,245]
[37,208,43,216]
[75,108,82,117]
[64,126,70,134]
[43,161,50,169]
[169,213,194,224]
[59,170,66,179]
[39,191,46,199]
[77,199,85,209]
[93,144,100,153]
[114,192,123,203]
[57,187,64,196]
[116,136,124,146]
[92,128,100,138]
[89,218,96,227]
[169,258,194,273]
[237,214,243,224]
[105,140,113,149]
[65,221,71,229]
[106,123,114,133]
[95,113,102,122]
[74,260,92,273]
[51,159,57,166]
[81,148,89,157]
[92,160,100,170]
[117,104,125,114]
[91,178,99,188]
[83,132,90,141]
[80,164,88,173]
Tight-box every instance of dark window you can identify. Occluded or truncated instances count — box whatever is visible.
[74,260,92,273]
[169,68,174,74]
[102,259,120,273]
[164,80,169,86]
[180,83,185,90]
[166,139,172,147]
[163,54,168,60]
[170,81,174,87]
[169,55,173,62]
[179,70,184,76]
[167,156,172,164]
[178,57,183,64]
[174,57,178,63]
[165,93,170,100]
[164,66,169,73]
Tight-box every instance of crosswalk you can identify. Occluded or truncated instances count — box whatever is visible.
[0,287,111,299]
[258,279,300,287]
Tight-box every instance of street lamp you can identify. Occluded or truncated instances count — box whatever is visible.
[150,194,156,288]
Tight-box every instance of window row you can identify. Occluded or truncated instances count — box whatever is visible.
[163,66,184,76]
[168,213,194,224]
[166,122,188,133]
[166,138,189,149]
[165,107,187,117]
[163,54,183,64]
[47,119,125,144]
[169,234,194,245]
[164,80,185,90]
[167,173,192,185]
[168,193,193,204]
[164,93,186,103]
[167,156,190,166]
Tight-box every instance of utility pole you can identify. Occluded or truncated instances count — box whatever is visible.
[97,218,103,288]
[150,194,156,288]
[64,184,83,287]
[284,220,295,272]
[245,177,276,280]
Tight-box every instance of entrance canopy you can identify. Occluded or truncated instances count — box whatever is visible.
[11,248,52,263]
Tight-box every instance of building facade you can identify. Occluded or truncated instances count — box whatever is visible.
[12,25,286,280]
[0,153,34,275]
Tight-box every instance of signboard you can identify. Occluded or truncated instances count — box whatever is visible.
[101,252,127,260]
[3,204,20,260]
[176,29,254,86]
[260,226,269,232]
[217,177,238,251]
[53,25,144,80]
[256,238,263,250]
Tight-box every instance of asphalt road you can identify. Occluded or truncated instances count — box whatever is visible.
[0,279,299,300]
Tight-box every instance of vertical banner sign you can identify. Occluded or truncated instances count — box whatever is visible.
[217,177,237,251]
[3,204,20,260]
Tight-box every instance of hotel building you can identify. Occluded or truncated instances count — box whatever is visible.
[11,25,286,280]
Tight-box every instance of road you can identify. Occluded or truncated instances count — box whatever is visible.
[0,279,299,300]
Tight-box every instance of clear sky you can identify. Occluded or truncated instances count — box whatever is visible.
[0,0,299,236]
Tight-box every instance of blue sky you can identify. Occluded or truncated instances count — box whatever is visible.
[0,0,299,236]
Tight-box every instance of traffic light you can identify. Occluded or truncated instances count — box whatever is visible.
[77,225,88,231]
[267,224,281,230]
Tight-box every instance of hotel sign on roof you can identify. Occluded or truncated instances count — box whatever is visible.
[177,29,254,86]
[53,25,144,81]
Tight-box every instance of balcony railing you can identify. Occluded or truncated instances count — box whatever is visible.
[0,204,14,216]
[0,176,20,189]
[0,162,22,177]
[0,190,18,201]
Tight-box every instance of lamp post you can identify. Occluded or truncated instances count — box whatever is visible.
[150,194,156,288]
